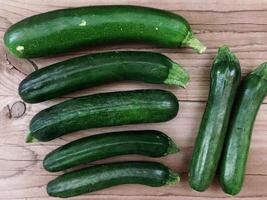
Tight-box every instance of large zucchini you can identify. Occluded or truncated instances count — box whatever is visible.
[19,51,189,103]
[4,5,206,58]
[189,46,241,191]
[26,89,178,142]
[47,161,179,197]
[219,62,267,195]
[43,130,179,172]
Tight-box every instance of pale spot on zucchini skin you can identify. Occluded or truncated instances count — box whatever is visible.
[16,45,24,52]
[79,20,87,26]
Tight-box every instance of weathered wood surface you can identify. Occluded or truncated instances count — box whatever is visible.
[0,0,267,199]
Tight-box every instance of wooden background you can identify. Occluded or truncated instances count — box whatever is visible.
[1,0,267,199]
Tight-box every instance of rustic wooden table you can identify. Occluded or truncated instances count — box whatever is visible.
[1,0,267,199]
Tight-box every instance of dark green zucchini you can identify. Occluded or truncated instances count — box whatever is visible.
[219,62,267,195]
[19,51,189,103]
[26,89,178,142]
[43,130,179,172]
[47,161,179,198]
[189,46,241,191]
[4,5,206,58]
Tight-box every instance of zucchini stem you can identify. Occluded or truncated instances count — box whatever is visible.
[166,170,180,185]
[26,133,39,143]
[251,62,267,81]
[164,63,189,88]
[215,45,239,65]
[166,138,180,155]
[183,32,206,54]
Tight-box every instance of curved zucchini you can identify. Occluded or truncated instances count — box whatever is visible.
[43,130,179,172]
[219,62,267,195]
[26,89,178,142]
[47,161,179,197]
[4,5,206,58]
[189,46,241,191]
[19,51,189,103]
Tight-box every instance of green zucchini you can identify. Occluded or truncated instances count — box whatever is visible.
[26,89,178,142]
[188,46,241,191]
[4,5,206,58]
[47,161,179,198]
[43,130,179,172]
[19,51,189,103]
[219,62,267,195]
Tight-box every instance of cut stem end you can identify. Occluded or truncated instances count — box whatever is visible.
[183,33,206,54]
[166,170,180,185]
[251,62,267,81]
[166,139,180,155]
[26,133,38,143]
[164,63,189,88]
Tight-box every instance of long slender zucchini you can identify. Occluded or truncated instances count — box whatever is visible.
[19,51,189,103]
[43,130,179,172]
[26,89,178,142]
[219,62,267,195]
[47,161,179,198]
[189,46,241,191]
[4,5,206,58]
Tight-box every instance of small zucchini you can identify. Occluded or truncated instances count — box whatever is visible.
[219,62,267,195]
[189,46,241,191]
[47,161,180,198]
[26,89,178,142]
[4,5,206,58]
[43,130,179,172]
[19,51,189,103]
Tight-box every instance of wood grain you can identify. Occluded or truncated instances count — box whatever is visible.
[0,0,267,199]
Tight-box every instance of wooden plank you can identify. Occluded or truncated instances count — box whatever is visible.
[5,197,267,200]
[1,0,267,12]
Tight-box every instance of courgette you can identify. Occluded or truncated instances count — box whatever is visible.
[219,62,267,195]
[4,5,206,58]
[43,130,179,172]
[26,89,178,142]
[19,51,189,103]
[189,46,241,191]
[47,161,179,197]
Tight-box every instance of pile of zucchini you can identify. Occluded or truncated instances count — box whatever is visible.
[4,4,266,198]
[4,5,206,198]
[189,47,267,195]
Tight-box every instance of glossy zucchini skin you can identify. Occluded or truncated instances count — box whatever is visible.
[4,5,206,58]
[47,161,179,198]
[219,62,267,195]
[43,130,179,172]
[27,89,179,142]
[189,46,241,191]
[19,51,189,103]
